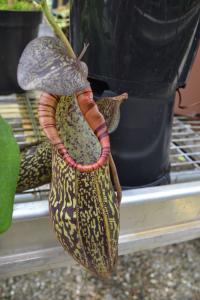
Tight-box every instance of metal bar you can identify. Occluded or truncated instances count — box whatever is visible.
[174,120,200,124]
[171,170,200,183]
[171,161,200,167]
[173,124,200,129]
[172,131,197,136]
[173,137,200,142]
[12,128,34,133]
[171,152,200,157]
[171,144,200,150]
[121,181,200,204]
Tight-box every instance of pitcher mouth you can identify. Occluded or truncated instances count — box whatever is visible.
[38,90,110,173]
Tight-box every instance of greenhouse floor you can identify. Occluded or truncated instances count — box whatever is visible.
[1,239,200,300]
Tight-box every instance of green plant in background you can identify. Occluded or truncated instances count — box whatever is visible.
[0,0,40,10]
[0,116,20,234]
[52,1,70,31]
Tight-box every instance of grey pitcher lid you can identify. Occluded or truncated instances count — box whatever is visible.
[17,36,89,96]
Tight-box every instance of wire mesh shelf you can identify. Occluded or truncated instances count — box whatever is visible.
[1,93,200,199]
[170,115,200,183]
[0,93,43,147]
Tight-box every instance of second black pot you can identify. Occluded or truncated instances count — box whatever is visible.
[71,0,200,187]
[0,10,42,95]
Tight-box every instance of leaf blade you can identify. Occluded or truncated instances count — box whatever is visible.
[0,116,20,234]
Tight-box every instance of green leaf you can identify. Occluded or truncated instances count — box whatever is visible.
[0,116,20,234]
[0,0,41,10]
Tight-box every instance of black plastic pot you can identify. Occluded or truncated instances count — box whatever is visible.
[70,0,200,187]
[0,10,42,95]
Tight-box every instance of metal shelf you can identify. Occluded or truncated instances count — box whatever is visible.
[1,93,200,278]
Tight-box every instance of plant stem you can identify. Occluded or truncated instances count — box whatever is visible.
[40,0,76,59]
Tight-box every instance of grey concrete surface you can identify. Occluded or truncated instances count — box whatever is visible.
[1,239,200,300]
